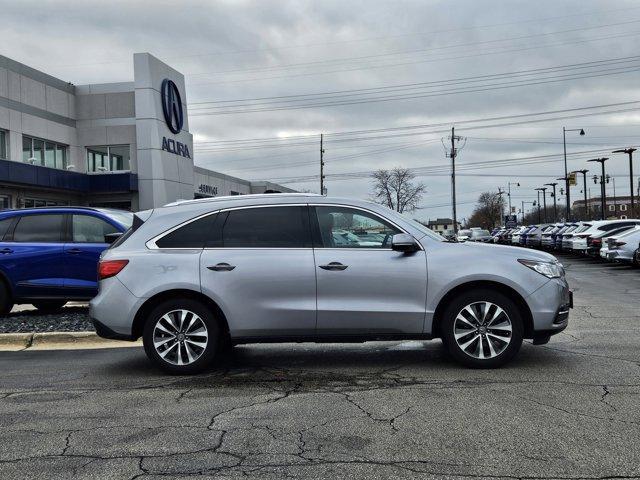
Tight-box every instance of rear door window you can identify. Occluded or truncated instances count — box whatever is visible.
[12,214,64,242]
[0,218,14,240]
[219,206,310,248]
[72,214,119,243]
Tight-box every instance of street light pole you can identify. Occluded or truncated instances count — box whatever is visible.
[536,190,542,223]
[507,181,519,217]
[563,127,585,221]
[573,169,589,220]
[544,183,557,222]
[612,148,637,218]
[588,158,609,220]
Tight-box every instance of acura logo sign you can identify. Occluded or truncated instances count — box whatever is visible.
[161,79,183,134]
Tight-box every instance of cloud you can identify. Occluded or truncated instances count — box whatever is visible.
[2,0,639,220]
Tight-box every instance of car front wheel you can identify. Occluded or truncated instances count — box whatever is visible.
[441,289,524,368]
[143,299,220,374]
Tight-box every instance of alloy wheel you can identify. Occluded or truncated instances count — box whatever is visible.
[152,309,209,366]
[453,301,512,359]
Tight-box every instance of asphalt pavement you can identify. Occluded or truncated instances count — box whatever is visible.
[1,253,639,479]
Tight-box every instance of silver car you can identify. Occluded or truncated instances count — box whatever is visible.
[90,194,572,374]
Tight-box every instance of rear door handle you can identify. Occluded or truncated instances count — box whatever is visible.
[0,248,13,254]
[66,248,82,254]
[207,262,236,272]
[319,262,348,271]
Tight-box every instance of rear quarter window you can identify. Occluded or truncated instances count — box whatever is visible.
[156,214,218,249]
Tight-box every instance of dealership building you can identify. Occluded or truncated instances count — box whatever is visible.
[0,52,293,211]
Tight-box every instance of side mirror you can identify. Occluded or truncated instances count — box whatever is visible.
[104,232,123,244]
[391,233,420,253]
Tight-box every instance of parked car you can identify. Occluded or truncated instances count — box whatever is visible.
[605,227,640,265]
[525,224,552,248]
[456,229,472,242]
[558,224,580,251]
[600,227,640,260]
[586,226,637,257]
[569,220,640,254]
[541,224,563,249]
[511,226,528,245]
[467,229,493,242]
[90,194,571,374]
[0,207,132,314]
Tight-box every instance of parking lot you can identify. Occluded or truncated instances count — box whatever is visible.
[0,253,639,479]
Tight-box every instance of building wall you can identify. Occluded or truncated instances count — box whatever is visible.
[0,53,292,211]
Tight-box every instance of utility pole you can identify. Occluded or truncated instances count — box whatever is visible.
[447,127,464,234]
[536,190,542,223]
[319,134,325,195]
[507,181,519,217]
[562,127,586,221]
[612,176,617,218]
[612,148,636,218]
[536,187,547,223]
[544,183,558,222]
[497,187,506,226]
[588,158,609,220]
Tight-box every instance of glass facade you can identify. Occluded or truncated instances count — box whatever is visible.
[87,145,130,172]
[22,135,68,169]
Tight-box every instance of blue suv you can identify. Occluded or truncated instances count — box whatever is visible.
[0,207,132,314]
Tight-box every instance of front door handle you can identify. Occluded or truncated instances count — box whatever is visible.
[319,262,348,271]
[66,248,82,254]
[207,263,236,272]
[0,248,13,254]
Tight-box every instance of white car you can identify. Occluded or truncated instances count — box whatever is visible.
[571,220,640,254]
[511,226,528,245]
[600,226,640,259]
[605,226,640,264]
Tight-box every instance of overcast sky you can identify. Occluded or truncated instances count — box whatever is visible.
[3,0,640,221]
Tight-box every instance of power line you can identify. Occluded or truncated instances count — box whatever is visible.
[189,55,640,107]
[189,64,640,115]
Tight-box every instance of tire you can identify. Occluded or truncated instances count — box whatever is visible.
[31,300,66,313]
[0,282,14,315]
[441,289,524,368]
[143,298,220,375]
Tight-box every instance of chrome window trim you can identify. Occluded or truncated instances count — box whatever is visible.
[147,202,422,251]
[146,203,308,250]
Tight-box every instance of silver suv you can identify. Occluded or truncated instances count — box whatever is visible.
[90,194,571,374]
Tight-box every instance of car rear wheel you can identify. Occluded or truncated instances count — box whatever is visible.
[31,300,67,313]
[441,289,524,368]
[143,299,220,375]
[0,283,13,315]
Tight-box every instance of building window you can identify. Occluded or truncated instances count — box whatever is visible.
[22,198,67,208]
[86,145,130,172]
[0,130,6,160]
[22,135,67,169]
[620,204,628,211]
[609,205,615,212]
[621,215,628,219]
[0,195,10,209]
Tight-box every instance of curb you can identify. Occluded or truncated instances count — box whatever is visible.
[0,331,142,351]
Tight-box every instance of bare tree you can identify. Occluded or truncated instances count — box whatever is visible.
[371,168,426,213]
[466,191,506,229]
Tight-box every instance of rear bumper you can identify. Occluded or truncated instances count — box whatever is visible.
[89,277,143,339]
[92,318,136,341]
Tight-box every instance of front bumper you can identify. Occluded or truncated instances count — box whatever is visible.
[525,277,571,336]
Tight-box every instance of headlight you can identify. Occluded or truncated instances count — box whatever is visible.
[518,259,564,278]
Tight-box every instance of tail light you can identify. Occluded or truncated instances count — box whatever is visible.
[98,259,129,280]
[592,238,601,246]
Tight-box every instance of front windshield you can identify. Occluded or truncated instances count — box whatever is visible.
[97,209,134,228]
